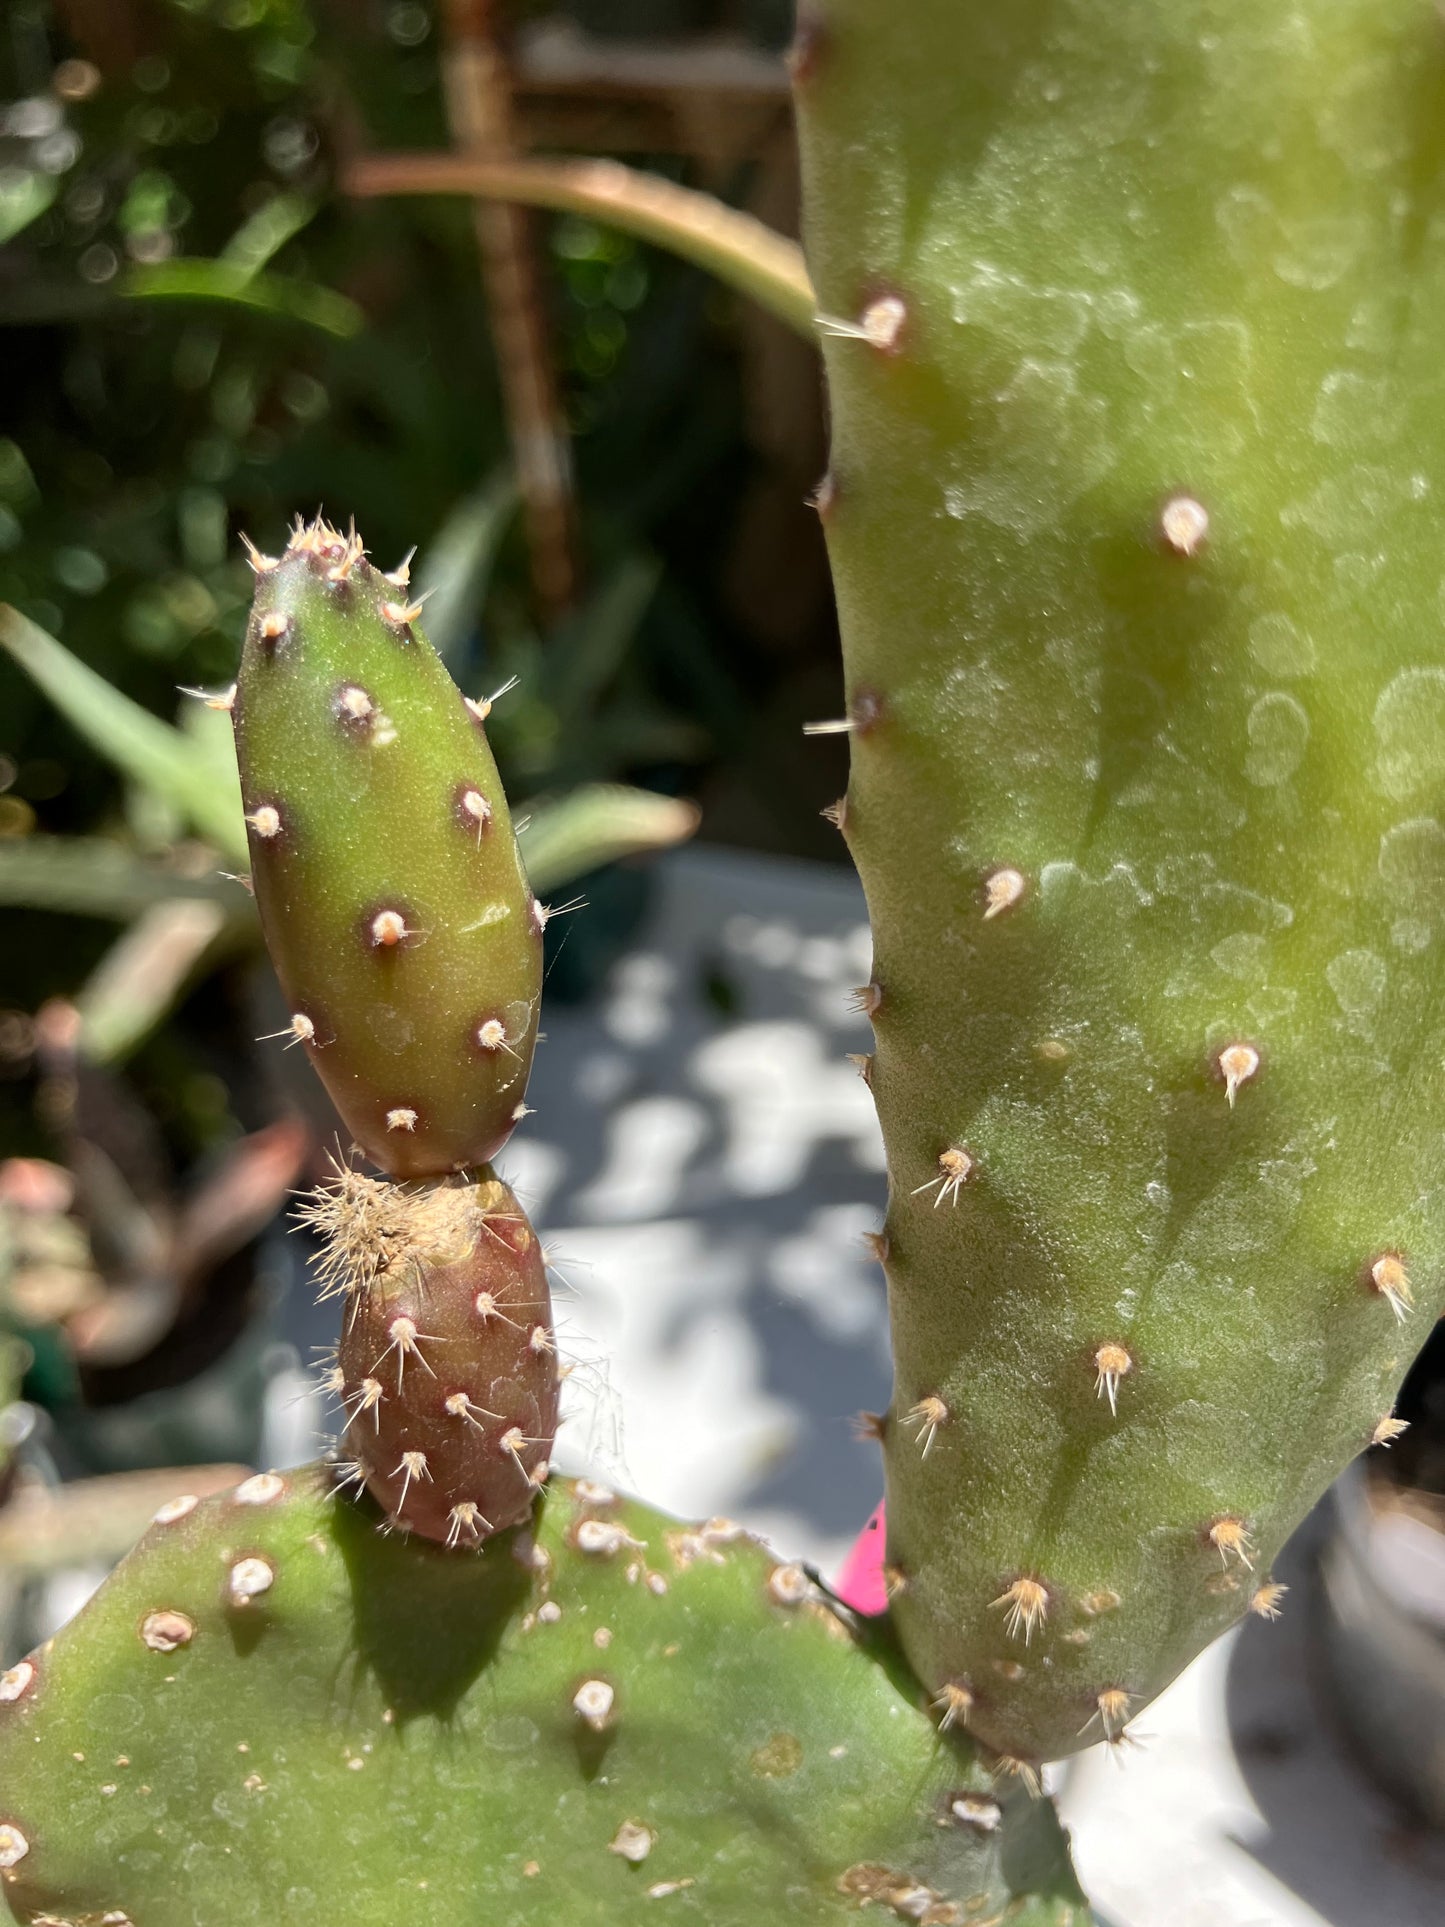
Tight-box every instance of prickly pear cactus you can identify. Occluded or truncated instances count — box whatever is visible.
[231,516,560,1551]
[795,0,1445,1763]
[0,1470,1089,1927]
[311,1167,559,1543]
[233,517,541,1180]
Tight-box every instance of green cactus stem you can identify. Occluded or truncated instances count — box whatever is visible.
[0,1469,1090,1926]
[304,1166,558,1546]
[232,516,542,1180]
[795,0,1445,1763]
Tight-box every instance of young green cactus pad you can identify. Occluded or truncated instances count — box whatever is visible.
[0,1470,1090,1927]
[232,518,542,1180]
[795,0,1445,1761]
[306,1166,558,1544]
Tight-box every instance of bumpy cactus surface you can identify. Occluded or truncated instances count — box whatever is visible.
[795,0,1445,1763]
[0,1470,1089,1926]
[231,516,561,1549]
[315,1166,558,1543]
[233,517,541,1181]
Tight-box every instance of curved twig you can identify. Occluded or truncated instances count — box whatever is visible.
[344,152,817,341]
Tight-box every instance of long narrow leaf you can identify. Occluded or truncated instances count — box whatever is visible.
[547,554,662,728]
[123,260,362,337]
[520,783,700,893]
[220,193,318,274]
[0,606,245,857]
[78,899,240,1065]
[0,835,246,920]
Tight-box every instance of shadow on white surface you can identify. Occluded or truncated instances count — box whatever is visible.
[513,847,892,1564]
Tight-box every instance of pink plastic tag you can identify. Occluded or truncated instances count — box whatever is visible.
[833,1499,888,1616]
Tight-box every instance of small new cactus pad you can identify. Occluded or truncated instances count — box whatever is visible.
[307,1166,558,1545]
[795,0,1445,1760]
[0,1470,1090,1927]
[232,517,541,1179]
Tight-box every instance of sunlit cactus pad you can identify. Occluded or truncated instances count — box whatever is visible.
[795,0,1445,1761]
[0,1469,1090,1927]
[232,516,541,1179]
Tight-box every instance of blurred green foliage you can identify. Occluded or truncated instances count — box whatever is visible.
[0,0,842,1170]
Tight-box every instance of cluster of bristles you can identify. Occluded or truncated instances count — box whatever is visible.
[298,1168,560,1548]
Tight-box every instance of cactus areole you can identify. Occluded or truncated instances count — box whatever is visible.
[796,0,1445,1762]
[233,517,542,1180]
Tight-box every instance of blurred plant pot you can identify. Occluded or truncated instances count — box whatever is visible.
[1318,1453,1445,1829]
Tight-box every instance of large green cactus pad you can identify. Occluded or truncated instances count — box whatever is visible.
[233,519,541,1180]
[795,0,1445,1761]
[0,1469,1090,1926]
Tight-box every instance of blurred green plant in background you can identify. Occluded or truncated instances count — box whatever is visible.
[0,0,843,1178]
[0,0,845,1515]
